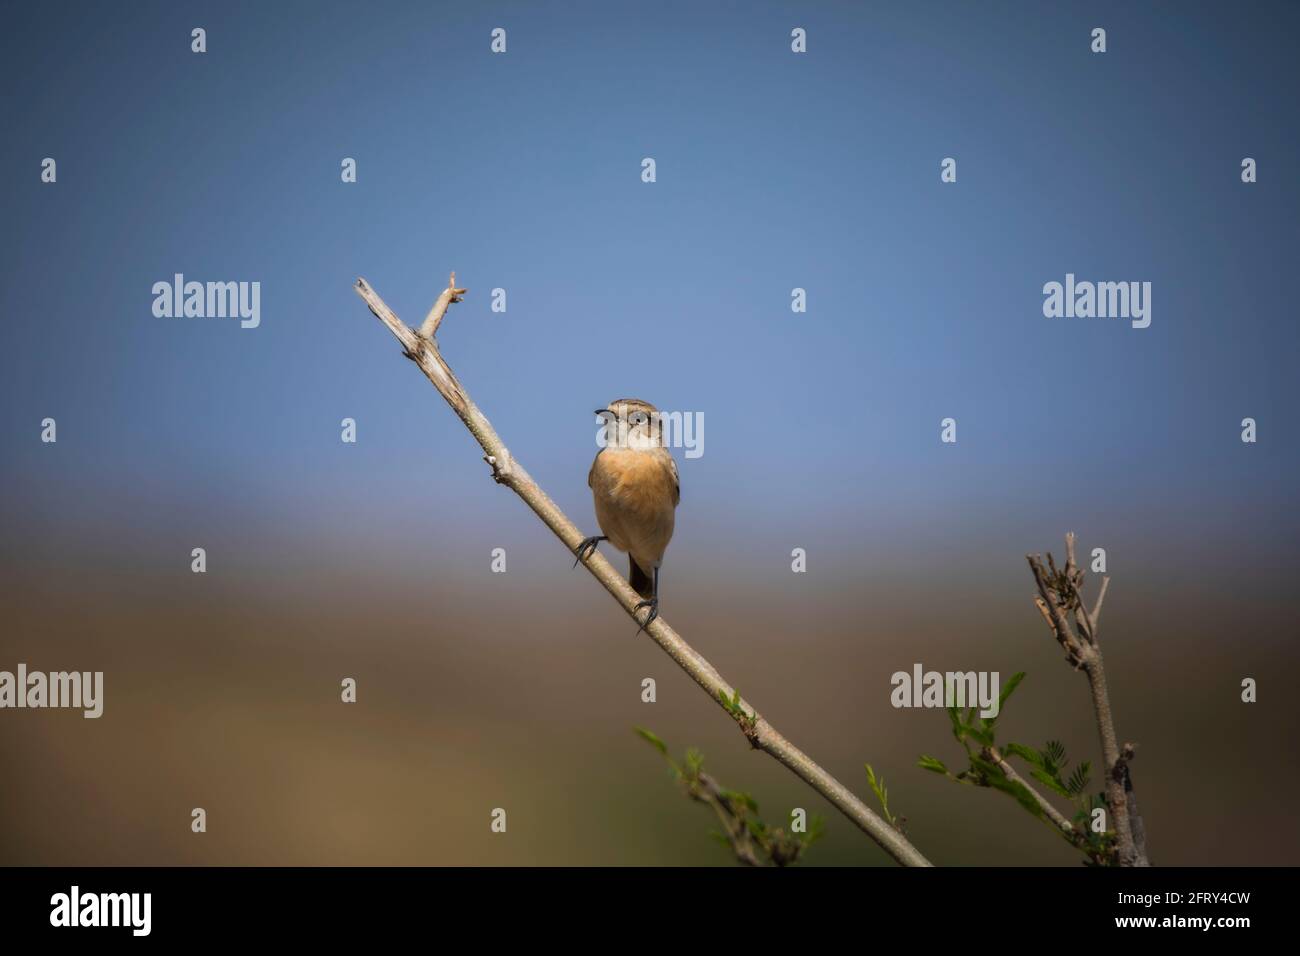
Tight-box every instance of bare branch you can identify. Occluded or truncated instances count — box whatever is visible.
[1026,536,1149,866]
[355,274,932,868]
[1090,576,1111,633]
[418,271,467,339]
[1121,743,1149,863]
[1027,556,1085,667]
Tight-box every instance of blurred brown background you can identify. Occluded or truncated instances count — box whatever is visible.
[2,467,1294,866]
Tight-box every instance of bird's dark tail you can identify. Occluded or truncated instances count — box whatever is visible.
[629,558,653,600]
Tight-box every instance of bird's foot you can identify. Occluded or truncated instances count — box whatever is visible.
[634,597,659,635]
[573,535,607,567]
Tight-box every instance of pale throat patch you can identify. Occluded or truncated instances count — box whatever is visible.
[606,424,660,450]
[625,427,660,450]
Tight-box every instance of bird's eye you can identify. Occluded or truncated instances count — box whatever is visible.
[631,412,648,425]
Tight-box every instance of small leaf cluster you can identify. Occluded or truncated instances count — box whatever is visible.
[916,672,1117,865]
[1001,740,1114,865]
[636,727,821,867]
[717,687,758,736]
[864,763,906,833]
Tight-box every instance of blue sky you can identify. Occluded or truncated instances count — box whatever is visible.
[3,0,1296,572]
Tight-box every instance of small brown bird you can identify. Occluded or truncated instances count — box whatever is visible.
[575,398,679,631]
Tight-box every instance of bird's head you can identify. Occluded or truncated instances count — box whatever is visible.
[595,398,663,449]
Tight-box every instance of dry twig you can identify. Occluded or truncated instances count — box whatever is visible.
[354,272,932,868]
[1026,533,1150,866]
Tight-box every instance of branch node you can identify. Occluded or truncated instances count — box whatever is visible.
[483,449,514,484]
[418,271,468,340]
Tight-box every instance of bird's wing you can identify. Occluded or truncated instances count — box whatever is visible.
[667,453,680,506]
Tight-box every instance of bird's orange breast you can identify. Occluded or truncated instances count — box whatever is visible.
[593,449,678,515]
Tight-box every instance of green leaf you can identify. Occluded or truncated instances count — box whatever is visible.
[718,688,748,720]
[917,755,949,775]
[1003,742,1044,769]
[1030,767,1073,799]
[1067,761,1091,796]
[722,790,759,814]
[684,748,704,776]
[947,704,965,742]
[864,763,895,824]
[634,726,668,756]
[998,778,1045,819]
[997,671,1026,712]
[1044,740,1067,771]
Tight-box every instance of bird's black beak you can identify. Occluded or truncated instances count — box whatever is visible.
[594,408,610,417]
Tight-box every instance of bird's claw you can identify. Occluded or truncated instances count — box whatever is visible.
[573,535,606,567]
[634,597,659,635]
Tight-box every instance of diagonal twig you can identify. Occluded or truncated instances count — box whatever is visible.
[1090,575,1110,634]
[985,746,1078,839]
[354,272,932,867]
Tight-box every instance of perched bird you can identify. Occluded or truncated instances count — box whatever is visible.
[575,398,679,631]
